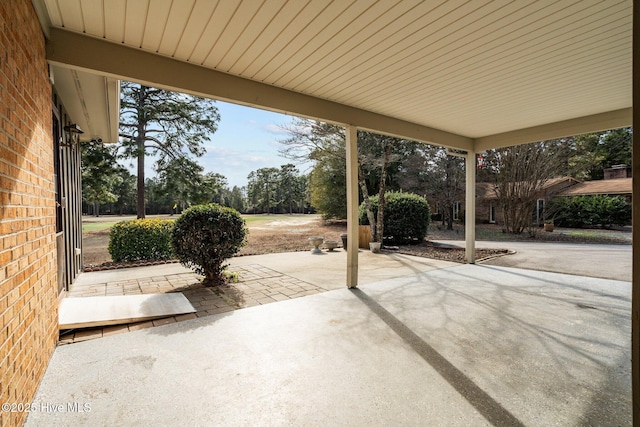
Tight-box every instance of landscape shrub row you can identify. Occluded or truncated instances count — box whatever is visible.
[108,218,175,262]
[547,195,631,228]
[108,204,247,285]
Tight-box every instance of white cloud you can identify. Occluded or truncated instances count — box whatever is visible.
[263,123,288,134]
[205,146,228,154]
[204,145,270,164]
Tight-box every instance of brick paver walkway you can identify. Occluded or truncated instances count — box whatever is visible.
[59,264,324,344]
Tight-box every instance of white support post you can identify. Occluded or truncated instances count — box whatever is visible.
[465,151,476,264]
[631,1,639,421]
[345,125,359,288]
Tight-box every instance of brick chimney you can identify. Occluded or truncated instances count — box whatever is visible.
[603,164,631,180]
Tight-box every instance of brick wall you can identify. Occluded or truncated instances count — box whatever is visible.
[0,1,58,426]
[604,165,632,180]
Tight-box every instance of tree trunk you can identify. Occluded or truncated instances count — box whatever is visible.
[375,143,393,243]
[136,137,145,219]
[358,165,377,241]
[136,87,147,219]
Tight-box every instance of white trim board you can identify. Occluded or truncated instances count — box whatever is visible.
[59,294,196,330]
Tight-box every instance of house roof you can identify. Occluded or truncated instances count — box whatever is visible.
[476,177,580,200]
[557,178,632,197]
[33,0,632,151]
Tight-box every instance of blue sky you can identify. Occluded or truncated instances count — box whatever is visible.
[200,101,302,188]
[122,100,312,189]
[121,101,311,189]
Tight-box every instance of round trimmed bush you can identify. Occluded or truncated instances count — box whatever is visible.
[172,204,247,285]
[359,192,431,245]
[108,219,175,262]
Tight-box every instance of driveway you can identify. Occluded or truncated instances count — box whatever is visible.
[437,240,632,282]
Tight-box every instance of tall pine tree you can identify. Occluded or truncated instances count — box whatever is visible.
[119,82,220,218]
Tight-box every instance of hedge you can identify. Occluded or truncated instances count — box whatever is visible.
[547,195,631,228]
[108,219,175,262]
[359,192,431,245]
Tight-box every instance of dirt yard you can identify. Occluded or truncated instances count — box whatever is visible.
[82,214,495,269]
[82,214,629,270]
[82,215,349,268]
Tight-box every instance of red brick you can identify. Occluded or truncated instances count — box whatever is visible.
[0,1,57,426]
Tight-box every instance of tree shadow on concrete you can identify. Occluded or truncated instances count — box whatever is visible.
[350,287,526,427]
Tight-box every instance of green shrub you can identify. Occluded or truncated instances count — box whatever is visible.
[172,204,247,285]
[359,192,431,245]
[108,219,175,262]
[547,195,631,228]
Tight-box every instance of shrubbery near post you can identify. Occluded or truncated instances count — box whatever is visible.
[547,195,631,228]
[108,219,175,262]
[358,192,431,245]
[172,204,247,286]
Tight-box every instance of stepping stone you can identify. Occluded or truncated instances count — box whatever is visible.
[59,294,195,329]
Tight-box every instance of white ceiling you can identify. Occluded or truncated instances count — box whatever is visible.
[50,65,120,143]
[36,0,633,149]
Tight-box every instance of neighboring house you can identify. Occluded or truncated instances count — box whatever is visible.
[470,169,632,226]
[604,164,632,180]
[556,177,632,200]
[474,177,579,226]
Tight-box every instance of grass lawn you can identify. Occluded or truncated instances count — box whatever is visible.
[82,221,119,233]
[561,230,613,239]
[241,214,312,225]
[82,214,317,234]
[428,223,631,244]
[242,214,285,224]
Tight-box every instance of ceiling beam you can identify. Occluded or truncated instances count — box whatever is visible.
[474,108,632,151]
[46,28,472,151]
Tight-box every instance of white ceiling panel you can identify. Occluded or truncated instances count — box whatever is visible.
[206,1,266,69]
[78,0,104,38]
[156,0,196,56]
[38,0,633,148]
[214,0,287,72]
[140,0,172,52]
[286,0,431,93]
[122,0,148,47]
[50,65,120,143]
[103,0,126,41]
[171,0,218,59]
[188,0,238,65]
[227,0,303,74]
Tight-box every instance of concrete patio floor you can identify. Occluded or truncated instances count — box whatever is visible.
[58,251,459,343]
[27,262,631,426]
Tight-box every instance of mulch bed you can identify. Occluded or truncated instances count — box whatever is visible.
[83,221,628,272]
[83,259,180,272]
[393,242,510,263]
[84,243,508,272]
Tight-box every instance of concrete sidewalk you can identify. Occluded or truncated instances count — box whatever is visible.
[60,251,458,343]
[27,264,631,426]
[73,249,459,289]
